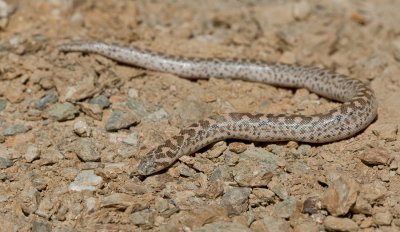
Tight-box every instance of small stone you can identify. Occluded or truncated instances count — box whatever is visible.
[177,164,195,177]
[373,211,392,226]
[25,144,40,162]
[3,124,30,136]
[101,193,137,210]
[128,88,139,98]
[360,217,373,229]
[122,132,140,146]
[267,179,289,200]
[302,196,322,214]
[293,221,319,232]
[69,170,102,192]
[209,166,233,183]
[72,138,100,162]
[324,175,360,216]
[90,95,110,108]
[252,188,275,204]
[360,147,389,165]
[0,157,13,169]
[105,110,140,131]
[221,187,251,216]
[229,142,247,153]
[129,209,155,229]
[205,141,227,158]
[48,102,79,121]
[250,216,291,232]
[194,222,252,232]
[273,196,296,219]
[324,216,358,232]
[155,197,169,213]
[77,102,103,121]
[35,196,53,219]
[0,99,7,111]
[292,1,311,20]
[372,124,398,142]
[233,159,273,187]
[73,120,91,137]
[32,219,51,232]
[40,149,63,164]
[35,91,58,110]
[279,51,296,64]
[147,108,169,121]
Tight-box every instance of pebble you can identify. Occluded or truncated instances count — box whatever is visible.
[205,141,227,158]
[292,1,311,20]
[267,179,289,200]
[232,147,283,187]
[32,219,51,232]
[250,216,291,232]
[323,216,358,232]
[72,138,100,162]
[35,196,53,219]
[302,196,322,214]
[293,221,319,232]
[373,211,393,226]
[0,99,6,111]
[233,159,273,187]
[360,147,389,166]
[40,149,63,164]
[77,102,103,121]
[372,124,398,142]
[3,124,30,136]
[100,193,143,210]
[194,222,252,232]
[273,196,296,219]
[324,174,359,216]
[0,157,13,169]
[35,91,58,110]
[48,102,79,121]
[129,209,155,229]
[89,95,110,108]
[252,188,275,205]
[73,120,91,137]
[146,108,169,121]
[209,165,233,183]
[228,142,247,153]
[122,132,140,146]
[105,110,140,131]
[25,144,40,162]
[221,187,251,216]
[69,170,102,192]
[177,164,195,177]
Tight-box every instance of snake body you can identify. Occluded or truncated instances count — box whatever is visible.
[59,42,378,176]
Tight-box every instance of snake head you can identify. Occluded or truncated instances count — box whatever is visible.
[136,148,175,176]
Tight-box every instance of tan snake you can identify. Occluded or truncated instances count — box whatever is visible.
[59,42,378,176]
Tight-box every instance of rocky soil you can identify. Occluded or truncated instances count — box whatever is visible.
[0,0,400,231]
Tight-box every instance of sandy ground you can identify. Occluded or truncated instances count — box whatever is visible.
[0,0,399,231]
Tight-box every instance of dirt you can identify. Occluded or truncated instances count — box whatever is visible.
[0,0,399,231]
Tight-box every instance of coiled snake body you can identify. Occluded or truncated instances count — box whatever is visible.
[59,42,378,176]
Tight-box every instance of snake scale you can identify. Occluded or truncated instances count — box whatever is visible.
[59,42,378,176]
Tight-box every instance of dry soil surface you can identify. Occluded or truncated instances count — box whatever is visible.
[0,0,400,231]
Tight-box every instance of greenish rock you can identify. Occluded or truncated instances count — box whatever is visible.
[3,124,30,136]
[273,196,296,219]
[0,157,13,169]
[0,99,6,112]
[129,209,155,229]
[48,102,79,121]
[35,91,58,110]
[90,95,110,108]
[194,223,252,232]
[105,110,140,131]
[122,132,140,146]
[210,165,233,183]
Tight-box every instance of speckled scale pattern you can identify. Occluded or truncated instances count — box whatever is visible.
[59,42,378,176]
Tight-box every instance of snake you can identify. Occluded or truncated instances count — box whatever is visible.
[58,42,378,176]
